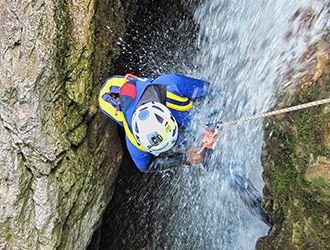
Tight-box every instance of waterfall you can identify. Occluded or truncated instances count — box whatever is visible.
[152,1,329,249]
[97,1,329,249]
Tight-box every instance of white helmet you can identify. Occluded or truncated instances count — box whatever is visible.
[132,102,178,156]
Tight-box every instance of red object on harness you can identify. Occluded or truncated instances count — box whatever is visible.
[202,129,218,149]
[119,73,139,99]
[119,83,136,99]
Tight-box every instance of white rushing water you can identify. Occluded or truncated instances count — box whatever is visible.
[149,1,329,249]
[104,1,329,249]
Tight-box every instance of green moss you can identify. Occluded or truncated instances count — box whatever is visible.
[271,164,296,197]
[39,0,125,248]
[261,62,330,249]
[67,123,87,146]
[310,177,330,197]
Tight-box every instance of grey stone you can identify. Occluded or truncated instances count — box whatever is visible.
[0,0,126,249]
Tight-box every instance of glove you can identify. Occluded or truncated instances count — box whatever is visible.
[186,147,205,165]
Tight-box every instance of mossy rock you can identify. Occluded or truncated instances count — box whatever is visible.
[259,51,330,249]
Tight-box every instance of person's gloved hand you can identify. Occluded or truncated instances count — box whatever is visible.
[186,147,205,165]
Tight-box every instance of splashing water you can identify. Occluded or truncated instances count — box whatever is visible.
[99,1,330,249]
[188,0,329,188]
[152,1,329,249]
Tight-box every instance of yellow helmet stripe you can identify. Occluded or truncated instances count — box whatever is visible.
[123,118,148,152]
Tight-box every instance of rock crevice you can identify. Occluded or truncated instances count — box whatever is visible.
[0,0,132,249]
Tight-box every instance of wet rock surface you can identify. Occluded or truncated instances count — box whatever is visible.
[0,0,130,249]
[258,35,330,249]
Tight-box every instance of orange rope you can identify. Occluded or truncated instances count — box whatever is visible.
[124,73,139,81]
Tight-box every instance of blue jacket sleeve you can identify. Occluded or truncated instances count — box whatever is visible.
[154,74,210,99]
[125,136,153,172]
[175,74,210,99]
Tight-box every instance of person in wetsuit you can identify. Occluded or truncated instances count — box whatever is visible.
[98,73,270,226]
[99,73,210,172]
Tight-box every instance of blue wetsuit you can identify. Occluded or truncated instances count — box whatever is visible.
[118,73,209,171]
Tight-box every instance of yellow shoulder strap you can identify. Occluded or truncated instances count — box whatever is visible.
[99,76,148,152]
[99,77,126,122]
[123,118,148,152]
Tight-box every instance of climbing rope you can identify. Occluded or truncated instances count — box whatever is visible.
[217,97,330,128]
[189,98,330,165]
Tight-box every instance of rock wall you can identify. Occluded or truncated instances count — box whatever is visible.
[0,0,130,249]
[258,37,330,249]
